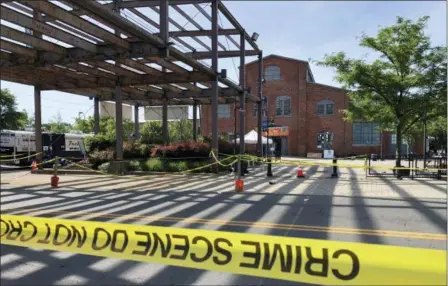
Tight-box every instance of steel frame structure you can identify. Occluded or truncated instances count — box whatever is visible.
[0,0,264,165]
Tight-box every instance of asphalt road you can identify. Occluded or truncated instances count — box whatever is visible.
[1,166,446,285]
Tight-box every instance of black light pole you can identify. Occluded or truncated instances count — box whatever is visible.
[265,87,273,177]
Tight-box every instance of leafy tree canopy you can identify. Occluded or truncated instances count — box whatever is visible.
[318,16,447,164]
[0,88,27,130]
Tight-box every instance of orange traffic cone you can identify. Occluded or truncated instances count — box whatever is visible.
[296,167,305,178]
[31,160,37,171]
[235,179,244,192]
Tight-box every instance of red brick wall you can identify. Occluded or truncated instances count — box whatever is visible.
[305,83,350,156]
[200,55,422,157]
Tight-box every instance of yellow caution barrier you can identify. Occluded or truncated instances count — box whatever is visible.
[0,152,43,162]
[0,214,445,285]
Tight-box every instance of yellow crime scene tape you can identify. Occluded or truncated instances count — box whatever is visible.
[0,214,445,285]
[0,152,43,162]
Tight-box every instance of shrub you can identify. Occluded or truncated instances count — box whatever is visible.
[151,142,210,158]
[85,135,115,152]
[89,149,115,169]
[98,162,110,172]
[145,158,163,172]
[166,161,188,172]
[128,160,142,171]
[138,143,153,158]
[123,141,141,159]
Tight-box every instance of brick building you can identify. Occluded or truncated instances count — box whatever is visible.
[201,54,423,157]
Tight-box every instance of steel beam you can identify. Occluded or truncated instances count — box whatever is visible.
[0,25,66,54]
[193,101,198,141]
[94,97,100,134]
[162,94,168,145]
[239,31,246,170]
[65,0,216,76]
[26,1,130,50]
[193,3,239,49]
[0,42,162,68]
[211,0,219,158]
[169,29,239,37]
[34,85,43,167]
[116,0,208,8]
[188,50,258,60]
[134,104,140,137]
[159,0,169,58]
[115,84,124,160]
[257,52,263,156]
[1,6,97,53]
[217,1,260,53]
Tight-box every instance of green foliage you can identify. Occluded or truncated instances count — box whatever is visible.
[0,88,27,130]
[88,150,115,169]
[140,121,163,144]
[98,162,111,172]
[166,161,189,172]
[46,112,72,133]
[140,120,194,145]
[128,160,142,171]
[85,134,115,152]
[317,16,447,164]
[145,158,163,172]
[73,116,134,140]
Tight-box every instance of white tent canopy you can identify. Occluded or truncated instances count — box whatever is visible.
[235,130,273,144]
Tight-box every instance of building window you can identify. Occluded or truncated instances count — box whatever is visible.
[264,65,281,82]
[218,104,230,118]
[317,100,334,116]
[353,122,380,145]
[276,96,291,116]
[252,103,258,117]
[391,134,396,144]
[317,132,334,150]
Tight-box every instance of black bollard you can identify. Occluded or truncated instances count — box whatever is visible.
[331,158,338,178]
[267,158,273,177]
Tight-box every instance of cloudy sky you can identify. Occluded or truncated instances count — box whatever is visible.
[1,0,446,124]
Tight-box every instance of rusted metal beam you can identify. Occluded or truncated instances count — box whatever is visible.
[169,28,239,37]
[0,40,37,58]
[217,1,260,53]
[1,6,97,53]
[0,25,66,54]
[188,49,259,59]
[0,41,161,67]
[116,0,209,9]
[26,1,130,49]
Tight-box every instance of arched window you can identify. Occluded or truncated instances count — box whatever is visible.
[276,96,291,116]
[317,99,334,116]
[264,65,281,82]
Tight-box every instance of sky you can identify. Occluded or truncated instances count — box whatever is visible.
[1,0,446,124]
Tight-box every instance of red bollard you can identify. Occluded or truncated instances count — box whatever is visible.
[296,168,305,178]
[235,179,244,192]
[51,175,59,188]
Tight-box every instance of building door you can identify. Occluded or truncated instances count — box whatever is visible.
[281,137,288,156]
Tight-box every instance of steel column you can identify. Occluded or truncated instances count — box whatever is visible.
[238,31,246,177]
[94,97,100,134]
[160,0,169,58]
[162,95,168,145]
[257,53,263,156]
[33,10,43,168]
[134,104,140,137]
[193,101,198,141]
[34,85,43,167]
[115,84,123,160]
[211,0,219,160]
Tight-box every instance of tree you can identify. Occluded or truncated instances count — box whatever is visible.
[73,116,134,139]
[46,112,73,133]
[318,16,447,167]
[0,88,27,130]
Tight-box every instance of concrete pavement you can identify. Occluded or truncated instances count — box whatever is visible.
[1,164,446,285]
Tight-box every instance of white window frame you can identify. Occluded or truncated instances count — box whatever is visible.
[218,104,230,118]
[352,122,380,145]
[317,99,334,116]
[264,65,281,82]
[276,96,291,117]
